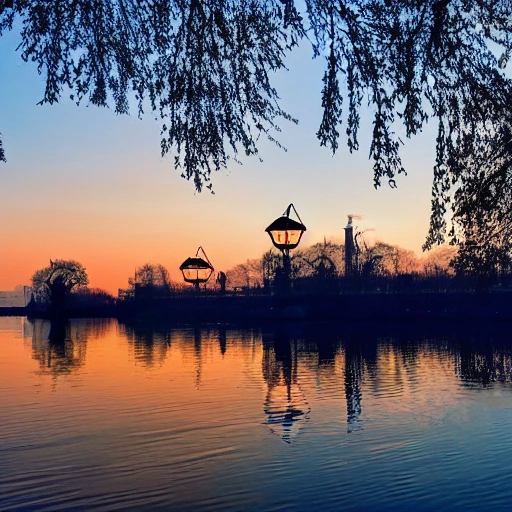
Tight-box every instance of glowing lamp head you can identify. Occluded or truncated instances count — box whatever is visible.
[265,204,306,251]
[179,257,214,284]
[180,246,214,286]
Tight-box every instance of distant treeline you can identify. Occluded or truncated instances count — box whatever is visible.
[13,239,512,316]
[120,241,511,299]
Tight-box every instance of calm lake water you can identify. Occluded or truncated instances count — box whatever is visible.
[2,317,512,511]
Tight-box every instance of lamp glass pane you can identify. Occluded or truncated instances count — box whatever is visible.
[182,268,212,282]
[271,229,302,246]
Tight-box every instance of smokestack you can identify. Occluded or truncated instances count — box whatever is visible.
[344,216,354,277]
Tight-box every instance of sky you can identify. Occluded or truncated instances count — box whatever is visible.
[0,26,437,295]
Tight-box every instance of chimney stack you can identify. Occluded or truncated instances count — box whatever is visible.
[344,216,354,277]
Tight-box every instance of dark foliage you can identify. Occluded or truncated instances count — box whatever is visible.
[0,0,303,192]
[3,1,512,268]
[448,123,512,276]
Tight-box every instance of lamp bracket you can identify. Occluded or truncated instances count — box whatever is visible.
[284,203,304,225]
[196,246,213,268]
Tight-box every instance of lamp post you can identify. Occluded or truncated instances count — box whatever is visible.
[265,204,306,290]
[179,246,214,291]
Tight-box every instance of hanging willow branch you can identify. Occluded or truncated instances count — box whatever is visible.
[3,0,512,269]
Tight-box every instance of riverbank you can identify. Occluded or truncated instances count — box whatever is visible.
[2,290,511,322]
[117,291,512,322]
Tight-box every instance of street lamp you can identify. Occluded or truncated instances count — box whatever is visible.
[179,246,214,290]
[265,204,306,289]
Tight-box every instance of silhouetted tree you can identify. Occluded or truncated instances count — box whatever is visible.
[289,241,341,292]
[354,241,385,279]
[127,263,173,298]
[293,240,344,277]
[226,258,263,290]
[369,243,420,276]
[31,259,89,309]
[421,245,457,277]
[447,125,512,278]
[3,1,512,253]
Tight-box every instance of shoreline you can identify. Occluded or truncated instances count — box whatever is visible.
[1,290,511,322]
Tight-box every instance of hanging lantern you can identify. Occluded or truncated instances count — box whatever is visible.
[265,204,306,251]
[179,247,214,286]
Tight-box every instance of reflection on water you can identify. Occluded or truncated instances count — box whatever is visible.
[262,332,310,443]
[28,318,113,382]
[2,318,512,511]
[345,342,364,432]
[30,319,86,380]
[121,321,172,368]
[456,340,512,386]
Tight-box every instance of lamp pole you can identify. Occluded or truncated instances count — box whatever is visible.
[282,248,291,286]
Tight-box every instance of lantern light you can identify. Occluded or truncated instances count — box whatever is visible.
[179,247,214,287]
[265,204,306,252]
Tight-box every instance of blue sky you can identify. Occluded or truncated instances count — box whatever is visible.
[0,26,436,292]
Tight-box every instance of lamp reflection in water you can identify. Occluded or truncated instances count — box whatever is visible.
[179,246,214,290]
[262,332,310,443]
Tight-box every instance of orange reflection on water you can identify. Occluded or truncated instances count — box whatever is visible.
[4,318,512,511]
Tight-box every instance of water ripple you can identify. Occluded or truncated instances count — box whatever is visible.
[3,320,512,511]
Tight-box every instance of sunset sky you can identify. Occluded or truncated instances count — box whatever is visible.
[0,28,437,294]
